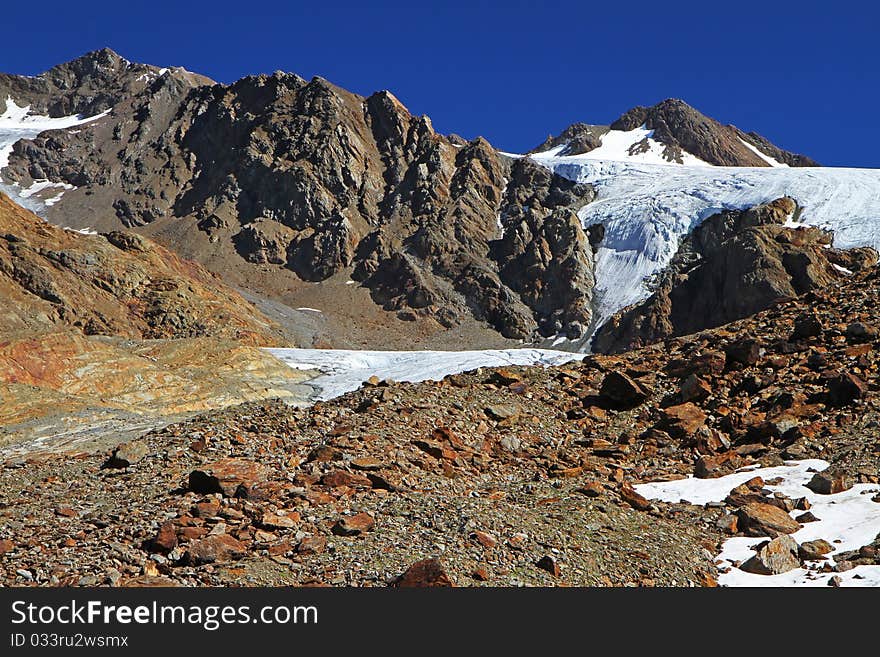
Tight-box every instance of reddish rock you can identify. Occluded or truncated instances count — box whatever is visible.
[332,512,375,536]
[188,459,268,497]
[472,565,491,581]
[320,469,374,489]
[598,371,652,409]
[737,502,801,537]
[395,559,454,587]
[679,374,712,403]
[54,506,78,518]
[694,452,746,479]
[660,403,707,438]
[193,499,221,518]
[471,530,498,549]
[259,510,301,529]
[535,555,561,576]
[150,522,178,553]
[577,481,605,497]
[620,482,652,511]
[725,338,761,368]
[0,539,14,555]
[184,534,247,565]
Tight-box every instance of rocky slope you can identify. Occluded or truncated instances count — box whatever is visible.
[0,191,283,342]
[593,197,879,353]
[0,191,315,450]
[534,98,819,166]
[1,261,878,587]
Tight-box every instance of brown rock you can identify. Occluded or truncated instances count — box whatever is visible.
[680,374,712,403]
[737,502,801,537]
[694,452,746,479]
[259,510,301,529]
[320,470,373,489]
[395,558,454,587]
[577,481,605,497]
[659,402,707,438]
[725,338,761,368]
[827,373,868,406]
[471,531,498,549]
[535,555,561,576]
[0,539,14,555]
[598,371,652,408]
[740,534,800,575]
[188,459,268,497]
[184,534,247,565]
[799,539,834,560]
[332,512,375,536]
[620,482,652,511]
[150,522,178,553]
[805,470,853,495]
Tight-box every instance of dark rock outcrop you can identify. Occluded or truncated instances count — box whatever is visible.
[593,197,878,353]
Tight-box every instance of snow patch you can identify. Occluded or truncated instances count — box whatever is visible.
[635,460,880,587]
[534,125,711,167]
[0,96,110,210]
[739,137,789,168]
[266,348,579,401]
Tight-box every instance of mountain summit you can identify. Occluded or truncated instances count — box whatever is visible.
[533,98,819,167]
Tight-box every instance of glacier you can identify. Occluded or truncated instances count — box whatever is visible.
[527,151,880,332]
[265,347,579,401]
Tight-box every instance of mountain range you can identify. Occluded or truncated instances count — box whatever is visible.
[5,48,866,354]
[1,48,880,589]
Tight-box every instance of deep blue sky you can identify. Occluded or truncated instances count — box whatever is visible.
[2,1,876,167]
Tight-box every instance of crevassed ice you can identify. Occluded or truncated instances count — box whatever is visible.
[527,152,880,332]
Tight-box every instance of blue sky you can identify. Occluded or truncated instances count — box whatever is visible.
[2,0,876,167]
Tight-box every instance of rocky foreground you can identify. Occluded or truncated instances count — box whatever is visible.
[1,266,879,587]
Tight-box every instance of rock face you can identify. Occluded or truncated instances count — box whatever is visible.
[593,198,879,353]
[1,52,600,342]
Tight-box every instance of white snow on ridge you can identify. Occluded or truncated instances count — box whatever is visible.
[0,96,110,211]
[528,153,880,331]
[266,347,579,401]
[738,137,789,168]
[635,460,880,587]
[545,125,711,167]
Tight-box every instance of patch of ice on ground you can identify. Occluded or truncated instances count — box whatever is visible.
[635,460,880,587]
[266,347,579,401]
